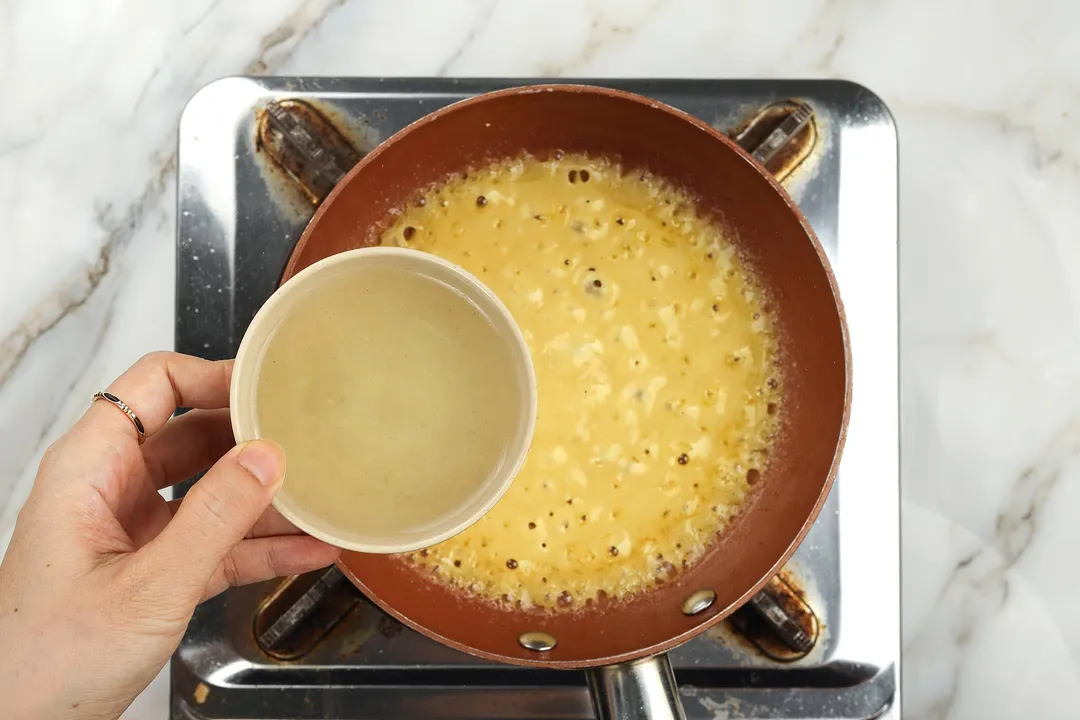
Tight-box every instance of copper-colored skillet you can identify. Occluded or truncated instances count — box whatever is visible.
[279,85,850,720]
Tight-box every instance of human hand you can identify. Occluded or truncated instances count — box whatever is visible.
[0,352,341,720]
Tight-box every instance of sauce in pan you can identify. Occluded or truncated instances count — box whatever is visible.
[382,153,783,609]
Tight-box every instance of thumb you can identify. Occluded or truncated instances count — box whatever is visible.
[147,439,285,592]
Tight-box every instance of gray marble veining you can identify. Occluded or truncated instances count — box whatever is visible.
[2,1,1078,717]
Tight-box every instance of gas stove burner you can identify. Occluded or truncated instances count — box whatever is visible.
[174,78,898,720]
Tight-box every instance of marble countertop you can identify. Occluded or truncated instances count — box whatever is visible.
[2,1,1078,718]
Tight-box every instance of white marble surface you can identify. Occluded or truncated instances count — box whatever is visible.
[1,0,1078,718]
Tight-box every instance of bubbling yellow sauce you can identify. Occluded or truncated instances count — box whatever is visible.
[380,154,782,610]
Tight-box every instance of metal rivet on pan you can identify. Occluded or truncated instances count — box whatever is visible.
[681,589,716,616]
[518,631,557,652]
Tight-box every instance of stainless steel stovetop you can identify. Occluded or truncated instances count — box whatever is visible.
[173,77,899,720]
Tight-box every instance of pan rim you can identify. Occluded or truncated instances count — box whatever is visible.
[292,82,852,669]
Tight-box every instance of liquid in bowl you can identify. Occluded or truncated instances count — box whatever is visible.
[232,249,536,553]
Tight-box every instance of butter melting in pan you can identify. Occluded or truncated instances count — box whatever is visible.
[381,154,783,610]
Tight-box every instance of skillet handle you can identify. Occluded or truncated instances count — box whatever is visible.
[585,654,686,720]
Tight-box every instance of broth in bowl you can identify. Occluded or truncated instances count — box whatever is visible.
[231,248,537,554]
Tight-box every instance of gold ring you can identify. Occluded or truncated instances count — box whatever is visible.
[93,391,147,444]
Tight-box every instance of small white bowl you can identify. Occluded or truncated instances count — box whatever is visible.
[231,247,537,554]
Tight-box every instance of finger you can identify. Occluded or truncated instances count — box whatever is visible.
[165,498,303,538]
[82,352,233,443]
[201,535,341,601]
[142,439,285,594]
[141,409,235,490]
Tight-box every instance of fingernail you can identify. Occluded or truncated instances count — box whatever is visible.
[238,440,285,487]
